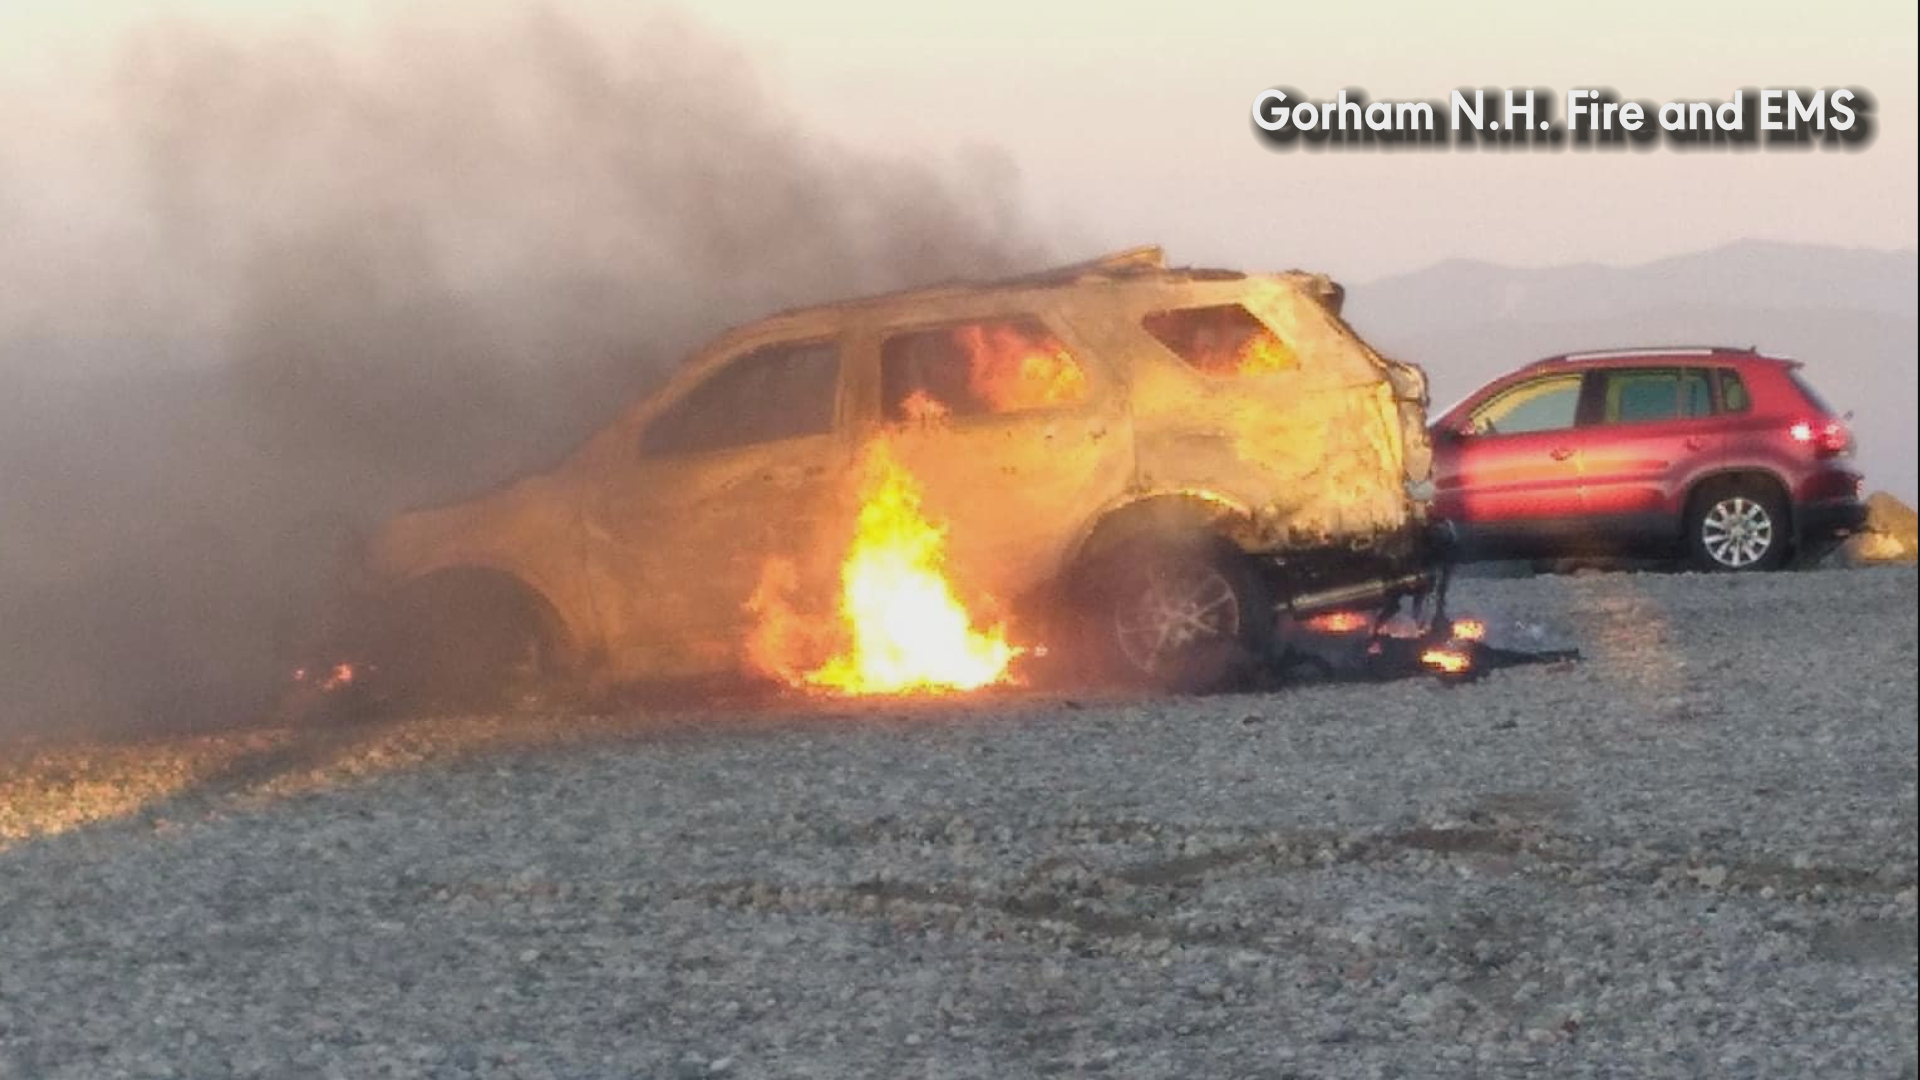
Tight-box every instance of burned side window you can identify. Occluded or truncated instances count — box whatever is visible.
[641,341,839,457]
[1141,303,1297,377]
[881,317,1088,422]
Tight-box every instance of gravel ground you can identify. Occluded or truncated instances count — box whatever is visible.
[2,567,1915,1079]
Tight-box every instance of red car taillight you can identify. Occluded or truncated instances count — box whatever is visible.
[1790,419,1853,457]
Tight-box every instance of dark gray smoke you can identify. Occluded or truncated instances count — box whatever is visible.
[0,6,1052,741]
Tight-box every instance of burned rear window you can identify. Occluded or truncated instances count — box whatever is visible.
[881,317,1088,422]
[1141,303,1297,377]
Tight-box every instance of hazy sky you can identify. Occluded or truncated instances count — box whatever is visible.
[4,0,1916,281]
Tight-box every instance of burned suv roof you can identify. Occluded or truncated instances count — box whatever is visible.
[760,246,1339,322]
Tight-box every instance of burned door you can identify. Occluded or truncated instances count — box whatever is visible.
[858,312,1133,611]
[589,335,853,678]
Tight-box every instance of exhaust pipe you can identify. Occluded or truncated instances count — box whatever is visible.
[1285,571,1433,617]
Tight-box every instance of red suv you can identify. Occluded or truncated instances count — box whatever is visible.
[1429,346,1866,571]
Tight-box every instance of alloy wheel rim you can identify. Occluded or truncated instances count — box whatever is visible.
[1114,560,1240,674]
[1702,497,1774,568]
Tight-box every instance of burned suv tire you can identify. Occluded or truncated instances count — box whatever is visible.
[1687,480,1789,572]
[376,572,558,712]
[1074,535,1275,694]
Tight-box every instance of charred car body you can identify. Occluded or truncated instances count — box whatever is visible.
[330,248,1440,702]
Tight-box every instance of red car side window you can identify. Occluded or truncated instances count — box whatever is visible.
[1718,369,1752,413]
[1468,374,1582,435]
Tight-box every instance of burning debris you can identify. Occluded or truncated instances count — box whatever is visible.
[291,662,360,693]
[1302,610,1371,634]
[1278,599,1579,686]
[1419,644,1475,677]
[1449,617,1488,643]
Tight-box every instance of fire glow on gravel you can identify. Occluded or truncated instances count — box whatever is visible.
[748,439,1022,695]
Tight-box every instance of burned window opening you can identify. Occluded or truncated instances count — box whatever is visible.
[880,317,1088,423]
[640,340,840,457]
[1142,303,1298,377]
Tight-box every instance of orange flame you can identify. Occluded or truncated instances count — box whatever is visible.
[1303,610,1370,634]
[744,557,828,686]
[1421,647,1472,675]
[1450,618,1488,643]
[899,388,951,423]
[747,440,1021,694]
[1146,307,1297,378]
[1233,334,1297,375]
[322,662,356,690]
[887,321,1087,422]
[960,323,1087,413]
[292,662,359,692]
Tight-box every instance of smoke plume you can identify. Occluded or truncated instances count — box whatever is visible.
[0,4,1053,740]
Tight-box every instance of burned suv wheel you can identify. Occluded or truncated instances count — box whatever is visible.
[1079,536,1274,694]
[1688,481,1788,572]
[378,572,559,712]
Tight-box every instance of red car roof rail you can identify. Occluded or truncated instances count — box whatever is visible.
[1527,345,1782,366]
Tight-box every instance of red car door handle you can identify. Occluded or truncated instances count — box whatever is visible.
[1683,437,1706,451]
[1549,446,1574,461]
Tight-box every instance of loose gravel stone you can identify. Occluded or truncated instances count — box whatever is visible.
[1,567,1914,1079]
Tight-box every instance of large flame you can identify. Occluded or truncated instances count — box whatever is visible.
[960,323,1088,412]
[747,439,1020,694]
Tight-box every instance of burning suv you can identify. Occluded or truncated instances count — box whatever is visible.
[335,247,1437,703]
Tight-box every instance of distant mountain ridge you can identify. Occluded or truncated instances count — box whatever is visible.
[1346,240,1919,502]
[1353,240,1918,333]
